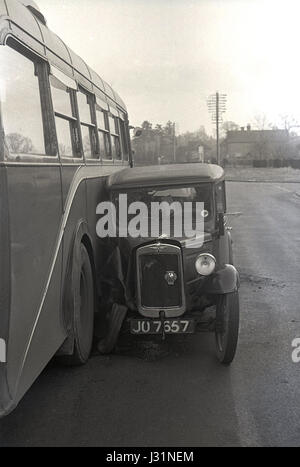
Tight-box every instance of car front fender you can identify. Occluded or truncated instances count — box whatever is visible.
[206,264,240,295]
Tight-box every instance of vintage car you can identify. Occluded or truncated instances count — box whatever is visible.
[98,163,240,365]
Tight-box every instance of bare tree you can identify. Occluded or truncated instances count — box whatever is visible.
[279,114,299,132]
[141,121,152,131]
[58,143,67,156]
[6,133,34,154]
[221,121,240,138]
[252,114,272,131]
[154,124,163,133]
[222,121,239,133]
[83,135,91,157]
[164,121,174,136]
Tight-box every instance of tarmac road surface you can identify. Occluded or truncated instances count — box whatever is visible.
[0,181,300,447]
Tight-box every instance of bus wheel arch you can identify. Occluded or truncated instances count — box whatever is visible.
[57,222,96,363]
[81,232,97,301]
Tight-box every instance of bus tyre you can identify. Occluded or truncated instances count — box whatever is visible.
[61,243,95,366]
[215,291,239,365]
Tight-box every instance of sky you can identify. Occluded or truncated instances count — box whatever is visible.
[38,0,300,134]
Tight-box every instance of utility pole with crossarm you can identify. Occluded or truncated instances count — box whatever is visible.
[207,92,227,165]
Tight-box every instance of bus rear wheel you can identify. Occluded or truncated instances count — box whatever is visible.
[61,243,95,366]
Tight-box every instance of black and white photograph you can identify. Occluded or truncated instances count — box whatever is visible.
[0,0,300,450]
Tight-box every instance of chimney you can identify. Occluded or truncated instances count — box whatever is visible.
[247,124,251,131]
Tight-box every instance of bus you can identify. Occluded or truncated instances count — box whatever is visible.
[0,0,133,416]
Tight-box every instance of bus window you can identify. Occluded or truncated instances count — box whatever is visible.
[111,134,121,160]
[77,89,97,159]
[50,74,81,158]
[0,45,46,157]
[98,130,110,159]
[97,108,106,130]
[77,90,92,124]
[81,125,92,158]
[108,114,117,134]
[96,104,111,160]
[119,118,129,161]
[55,118,73,157]
[50,80,73,118]
[109,114,122,161]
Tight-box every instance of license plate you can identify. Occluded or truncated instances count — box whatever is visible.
[130,319,195,335]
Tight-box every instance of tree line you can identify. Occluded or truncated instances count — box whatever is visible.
[132,114,300,166]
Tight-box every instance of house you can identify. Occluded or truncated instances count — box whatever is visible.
[223,125,289,163]
[288,135,300,159]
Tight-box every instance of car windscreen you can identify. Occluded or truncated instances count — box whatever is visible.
[124,184,211,213]
[111,183,214,239]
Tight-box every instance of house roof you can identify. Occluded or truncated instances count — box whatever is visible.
[0,0,127,112]
[107,163,225,190]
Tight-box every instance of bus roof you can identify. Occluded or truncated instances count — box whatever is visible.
[0,0,127,112]
[107,164,225,190]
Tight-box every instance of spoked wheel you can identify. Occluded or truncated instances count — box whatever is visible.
[215,291,240,365]
[60,243,95,366]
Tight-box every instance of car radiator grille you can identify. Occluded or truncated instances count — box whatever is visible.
[139,253,182,308]
[136,241,187,318]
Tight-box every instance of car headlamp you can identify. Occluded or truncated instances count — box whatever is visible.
[195,254,216,276]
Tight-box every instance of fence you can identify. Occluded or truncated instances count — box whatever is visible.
[224,158,300,169]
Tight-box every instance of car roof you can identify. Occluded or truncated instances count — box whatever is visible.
[107,164,225,190]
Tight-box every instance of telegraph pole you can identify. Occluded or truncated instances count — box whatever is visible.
[216,92,220,164]
[173,122,176,163]
[207,92,227,165]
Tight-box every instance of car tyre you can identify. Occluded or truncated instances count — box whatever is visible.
[215,291,239,365]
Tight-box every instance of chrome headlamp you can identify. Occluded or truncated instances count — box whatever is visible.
[195,253,216,276]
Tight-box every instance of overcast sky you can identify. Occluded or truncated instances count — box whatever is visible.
[40,0,300,134]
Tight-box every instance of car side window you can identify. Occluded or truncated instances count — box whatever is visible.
[216,182,226,213]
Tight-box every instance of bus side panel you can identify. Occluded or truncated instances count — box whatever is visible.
[6,165,64,400]
[15,244,63,404]
[60,164,87,271]
[0,166,13,415]
[60,165,89,333]
[60,164,80,208]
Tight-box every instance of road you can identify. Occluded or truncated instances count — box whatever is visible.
[1,182,300,447]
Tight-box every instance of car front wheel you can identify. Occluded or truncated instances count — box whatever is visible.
[215,291,240,365]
